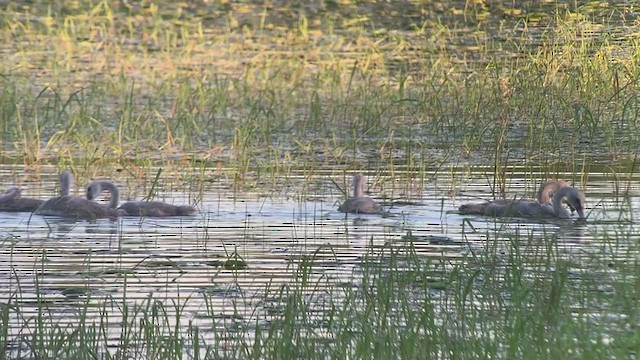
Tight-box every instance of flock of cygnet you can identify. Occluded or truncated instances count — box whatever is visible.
[0,171,587,221]
[0,171,196,219]
[338,174,587,220]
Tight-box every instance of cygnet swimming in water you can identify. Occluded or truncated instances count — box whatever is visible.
[34,171,121,220]
[459,180,570,215]
[460,181,585,220]
[86,180,197,217]
[0,187,45,212]
[338,174,382,214]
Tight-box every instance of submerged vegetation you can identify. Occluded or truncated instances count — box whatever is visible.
[0,1,639,359]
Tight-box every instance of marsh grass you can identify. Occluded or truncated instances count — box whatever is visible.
[1,228,638,359]
[0,2,637,182]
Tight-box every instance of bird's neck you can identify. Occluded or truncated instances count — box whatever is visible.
[97,181,120,209]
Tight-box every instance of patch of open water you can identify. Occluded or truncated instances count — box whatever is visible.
[0,164,635,355]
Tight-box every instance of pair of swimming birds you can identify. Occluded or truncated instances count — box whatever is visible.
[0,171,195,219]
[339,174,586,220]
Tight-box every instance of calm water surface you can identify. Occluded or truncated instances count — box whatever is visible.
[0,165,634,353]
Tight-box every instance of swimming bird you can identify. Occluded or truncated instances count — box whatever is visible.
[459,180,570,215]
[460,181,585,220]
[0,188,18,202]
[86,180,197,217]
[34,171,121,220]
[338,174,382,214]
[0,187,45,212]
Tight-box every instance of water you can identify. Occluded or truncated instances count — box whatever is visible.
[0,164,634,356]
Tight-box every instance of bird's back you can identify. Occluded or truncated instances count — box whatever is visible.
[119,201,196,217]
[35,196,119,219]
[459,199,517,215]
[338,197,382,214]
[485,200,569,219]
[0,197,45,212]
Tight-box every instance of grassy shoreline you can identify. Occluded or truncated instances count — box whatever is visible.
[0,2,638,175]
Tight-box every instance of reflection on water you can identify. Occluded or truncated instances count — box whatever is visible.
[0,166,635,356]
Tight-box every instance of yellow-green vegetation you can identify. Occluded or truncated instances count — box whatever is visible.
[1,1,638,177]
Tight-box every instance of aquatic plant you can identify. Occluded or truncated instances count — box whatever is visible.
[0,1,636,183]
[1,230,637,359]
